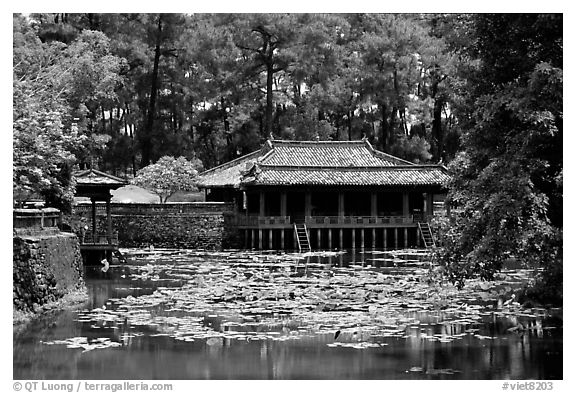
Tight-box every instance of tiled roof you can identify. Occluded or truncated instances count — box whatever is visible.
[75,169,127,187]
[196,150,264,188]
[197,139,448,188]
[243,165,450,186]
[261,140,412,167]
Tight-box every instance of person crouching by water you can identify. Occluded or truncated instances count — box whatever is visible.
[101,258,110,273]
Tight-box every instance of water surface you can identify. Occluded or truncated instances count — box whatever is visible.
[13,249,562,379]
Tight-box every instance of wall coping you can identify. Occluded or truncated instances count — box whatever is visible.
[14,207,60,215]
[74,202,231,207]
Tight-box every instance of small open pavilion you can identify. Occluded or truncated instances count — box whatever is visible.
[74,169,127,263]
[198,139,450,250]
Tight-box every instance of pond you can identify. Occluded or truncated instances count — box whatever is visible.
[13,249,562,380]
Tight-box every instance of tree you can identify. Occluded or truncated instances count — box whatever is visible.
[13,15,124,210]
[434,14,562,304]
[131,156,202,203]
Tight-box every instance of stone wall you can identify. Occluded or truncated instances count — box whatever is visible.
[13,231,84,312]
[73,202,235,249]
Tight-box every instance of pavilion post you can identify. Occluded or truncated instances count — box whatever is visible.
[258,229,263,249]
[259,192,266,217]
[338,193,345,217]
[269,229,273,249]
[402,192,409,217]
[305,192,312,218]
[371,192,377,216]
[280,192,287,217]
[383,228,388,249]
[404,228,408,248]
[106,195,112,244]
[91,197,97,243]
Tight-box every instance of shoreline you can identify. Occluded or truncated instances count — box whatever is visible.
[13,287,89,333]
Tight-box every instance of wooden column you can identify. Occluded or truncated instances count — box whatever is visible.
[259,192,266,217]
[251,229,256,249]
[404,228,408,248]
[402,192,409,217]
[328,229,333,249]
[91,197,97,243]
[281,229,285,250]
[317,229,321,249]
[371,192,377,216]
[339,228,343,249]
[338,193,345,217]
[269,229,273,249]
[106,195,112,244]
[383,228,388,249]
[244,230,248,249]
[361,228,365,249]
[427,193,434,217]
[416,228,420,247]
[372,228,376,249]
[394,228,398,249]
[352,229,356,249]
[258,229,263,249]
[305,192,312,218]
[293,231,297,250]
[280,192,287,217]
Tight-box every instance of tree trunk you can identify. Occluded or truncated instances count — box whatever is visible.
[347,111,353,141]
[141,15,163,167]
[265,62,274,137]
[101,106,106,132]
[432,94,444,162]
[380,103,388,150]
[389,106,398,147]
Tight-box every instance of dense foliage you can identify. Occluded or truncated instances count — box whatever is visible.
[433,15,562,304]
[14,13,462,175]
[131,156,202,203]
[13,13,562,298]
[13,16,124,210]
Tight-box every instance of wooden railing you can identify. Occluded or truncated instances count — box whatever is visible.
[74,202,233,216]
[233,216,291,226]
[80,231,119,245]
[305,215,414,225]
[13,208,61,230]
[230,214,418,227]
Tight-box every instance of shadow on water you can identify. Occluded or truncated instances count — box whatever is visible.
[14,249,562,380]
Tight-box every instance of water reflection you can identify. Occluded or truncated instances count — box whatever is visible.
[14,249,562,380]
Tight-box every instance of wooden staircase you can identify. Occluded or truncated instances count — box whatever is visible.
[418,222,436,248]
[294,223,311,252]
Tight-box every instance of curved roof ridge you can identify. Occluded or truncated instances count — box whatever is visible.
[271,139,365,145]
[75,168,127,184]
[256,163,447,171]
[198,148,263,176]
[363,139,414,166]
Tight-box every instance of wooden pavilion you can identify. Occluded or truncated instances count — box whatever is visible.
[198,139,450,251]
[74,169,127,263]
